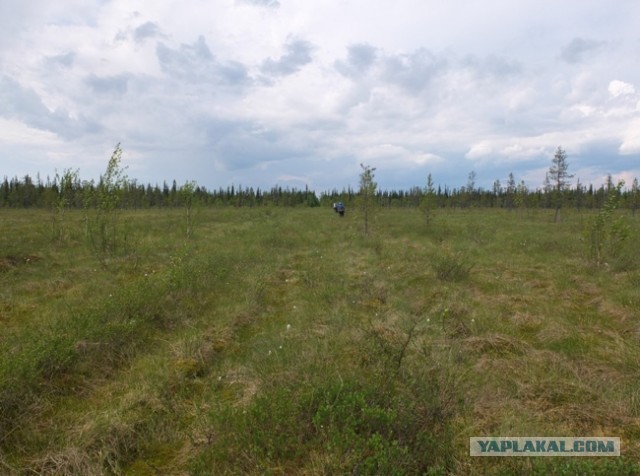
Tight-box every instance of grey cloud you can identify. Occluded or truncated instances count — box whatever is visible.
[261,40,313,77]
[382,48,445,93]
[347,44,377,71]
[0,75,50,119]
[0,75,101,138]
[45,52,75,68]
[157,36,250,86]
[560,38,606,64]
[157,35,213,66]
[197,117,305,171]
[463,55,522,77]
[85,73,129,95]
[134,21,162,43]
[217,61,251,84]
[115,22,163,44]
[237,0,280,7]
[335,43,377,77]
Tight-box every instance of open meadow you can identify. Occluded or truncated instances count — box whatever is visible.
[1,206,639,475]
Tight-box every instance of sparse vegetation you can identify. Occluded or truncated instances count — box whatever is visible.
[1,145,640,475]
[1,205,639,475]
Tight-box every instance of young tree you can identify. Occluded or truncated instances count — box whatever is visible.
[52,168,79,242]
[492,179,502,207]
[465,170,476,207]
[359,163,377,235]
[548,146,574,222]
[575,178,584,210]
[422,173,437,225]
[179,181,199,239]
[88,143,132,264]
[589,180,629,267]
[467,171,476,187]
[506,172,516,210]
[631,178,640,217]
[515,180,528,212]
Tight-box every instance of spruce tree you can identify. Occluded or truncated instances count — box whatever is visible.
[548,146,573,222]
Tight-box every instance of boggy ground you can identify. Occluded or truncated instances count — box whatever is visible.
[1,206,639,475]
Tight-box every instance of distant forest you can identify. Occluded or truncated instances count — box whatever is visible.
[1,172,640,212]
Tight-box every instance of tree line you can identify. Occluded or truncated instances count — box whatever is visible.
[2,146,639,213]
[0,174,321,209]
[2,172,640,212]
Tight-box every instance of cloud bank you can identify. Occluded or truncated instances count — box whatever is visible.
[1,0,639,191]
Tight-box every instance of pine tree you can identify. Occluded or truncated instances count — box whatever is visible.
[548,146,573,222]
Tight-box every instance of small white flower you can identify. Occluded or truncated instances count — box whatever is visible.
[471,319,475,323]
[268,350,272,356]
[279,345,283,350]
[217,376,222,381]
[427,318,430,323]
[293,305,297,310]
[286,324,291,331]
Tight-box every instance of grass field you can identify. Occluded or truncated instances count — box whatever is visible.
[1,206,639,475]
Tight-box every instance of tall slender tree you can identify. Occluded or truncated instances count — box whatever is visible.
[465,170,476,207]
[631,178,640,217]
[422,173,436,225]
[359,163,377,235]
[506,172,516,210]
[548,146,573,222]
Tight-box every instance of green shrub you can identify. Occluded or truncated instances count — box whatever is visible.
[432,249,473,282]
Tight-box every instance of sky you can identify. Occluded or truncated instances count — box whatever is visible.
[1,0,639,193]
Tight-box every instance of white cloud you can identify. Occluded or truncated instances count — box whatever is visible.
[466,141,494,160]
[0,117,61,147]
[608,80,636,97]
[619,120,640,155]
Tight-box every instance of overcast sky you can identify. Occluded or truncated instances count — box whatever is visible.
[1,0,639,192]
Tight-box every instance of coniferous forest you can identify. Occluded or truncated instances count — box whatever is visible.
[2,171,639,212]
